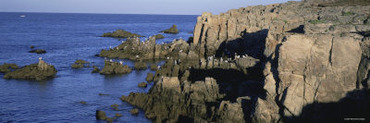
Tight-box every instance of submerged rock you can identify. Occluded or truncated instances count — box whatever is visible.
[29,49,46,54]
[30,45,35,49]
[0,63,18,73]
[115,113,122,117]
[96,110,107,120]
[161,25,179,34]
[3,59,57,81]
[130,108,139,115]
[111,104,119,111]
[99,61,132,75]
[138,82,147,88]
[102,29,144,38]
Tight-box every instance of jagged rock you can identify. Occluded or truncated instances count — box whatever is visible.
[138,82,147,88]
[161,25,179,34]
[0,63,18,73]
[146,72,154,82]
[96,110,107,120]
[4,59,57,81]
[102,29,144,38]
[99,61,132,75]
[130,108,139,115]
[29,49,46,54]
[154,34,165,39]
[134,62,147,70]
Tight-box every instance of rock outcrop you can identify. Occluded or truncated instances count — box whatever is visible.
[161,25,179,34]
[71,59,90,69]
[0,63,18,73]
[102,29,144,38]
[3,59,57,81]
[99,61,132,75]
[154,34,165,39]
[99,36,200,61]
[120,0,370,122]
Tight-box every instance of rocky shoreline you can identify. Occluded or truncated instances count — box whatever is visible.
[1,0,369,122]
[117,0,370,122]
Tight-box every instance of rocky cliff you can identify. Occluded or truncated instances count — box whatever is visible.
[122,0,369,122]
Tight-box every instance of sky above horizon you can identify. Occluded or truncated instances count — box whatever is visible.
[0,0,300,15]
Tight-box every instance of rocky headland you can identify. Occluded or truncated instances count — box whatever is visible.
[119,0,370,122]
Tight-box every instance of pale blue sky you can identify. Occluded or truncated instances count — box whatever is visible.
[0,0,299,15]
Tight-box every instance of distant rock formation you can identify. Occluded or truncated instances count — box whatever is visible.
[154,34,165,39]
[102,29,144,38]
[161,25,179,34]
[4,59,57,81]
[29,49,46,54]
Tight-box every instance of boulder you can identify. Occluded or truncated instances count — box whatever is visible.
[96,110,107,120]
[138,82,147,88]
[130,108,139,115]
[102,29,144,38]
[161,25,179,34]
[145,72,154,82]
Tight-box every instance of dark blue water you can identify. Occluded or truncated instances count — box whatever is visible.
[0,12,197,122]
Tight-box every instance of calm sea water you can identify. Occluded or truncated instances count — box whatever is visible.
[0,12,197,122]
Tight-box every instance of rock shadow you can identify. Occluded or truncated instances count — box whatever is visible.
[215,29,268,60]
[283,89,370,123]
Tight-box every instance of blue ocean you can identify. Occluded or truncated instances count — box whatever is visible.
[0,12,197,122]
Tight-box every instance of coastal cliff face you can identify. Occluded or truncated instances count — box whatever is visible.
[122,0,369,122]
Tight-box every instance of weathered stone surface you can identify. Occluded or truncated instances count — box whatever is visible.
[4,60,57,81]
[118,0,369,122]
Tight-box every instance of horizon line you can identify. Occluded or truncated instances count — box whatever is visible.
[0,11,201,16]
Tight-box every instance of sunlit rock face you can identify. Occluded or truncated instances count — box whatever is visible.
[119,0,370,122]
